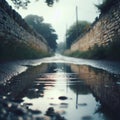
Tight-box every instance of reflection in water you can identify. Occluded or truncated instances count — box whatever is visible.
[71,64,120,119]
[0,62,120,120]
[0,64,48,100]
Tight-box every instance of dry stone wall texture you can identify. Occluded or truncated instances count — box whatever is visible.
[0,0,49,53]
[71,1,120,52]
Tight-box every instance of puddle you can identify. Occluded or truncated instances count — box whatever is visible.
[0,55,120,120]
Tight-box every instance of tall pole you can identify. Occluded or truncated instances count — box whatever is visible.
[76,5,80,51]
[75,6,79,109]
[76,6,79,37]
[65,24,68,49]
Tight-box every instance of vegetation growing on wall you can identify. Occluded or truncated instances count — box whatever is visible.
[0,39,51,61]
[95,0,115,13]
[66,37,120,61]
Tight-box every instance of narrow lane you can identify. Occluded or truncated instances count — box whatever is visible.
[0,54,120,120]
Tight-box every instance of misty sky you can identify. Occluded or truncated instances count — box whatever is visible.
[7,0,100,43]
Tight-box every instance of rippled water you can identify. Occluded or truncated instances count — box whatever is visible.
[0,54,120,120]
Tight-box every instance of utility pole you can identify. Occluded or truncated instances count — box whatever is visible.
[65,24,68,49]
[75,6,79,109]
[76,5,81,51]
[76,6,79,37]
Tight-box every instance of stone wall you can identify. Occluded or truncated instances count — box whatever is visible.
[0,0,49,53]
[71,0,120,52]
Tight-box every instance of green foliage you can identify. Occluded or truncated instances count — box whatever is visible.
[66,21,91,49]
[25,15,58,52]
[67,38,120,61]
[45,0,58,7]
[11,0,58,8]
[0,39,50,61]
[95,0,115,13]
[11,0,30,9]
[105,38,120,60]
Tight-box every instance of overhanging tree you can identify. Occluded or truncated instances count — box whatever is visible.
[10,0,58,8]
[25,15,58,51]
[95,0,115,13]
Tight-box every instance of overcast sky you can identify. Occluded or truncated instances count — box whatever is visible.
[7,0,100,43]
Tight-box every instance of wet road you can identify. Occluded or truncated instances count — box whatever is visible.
[0,54,120,120]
